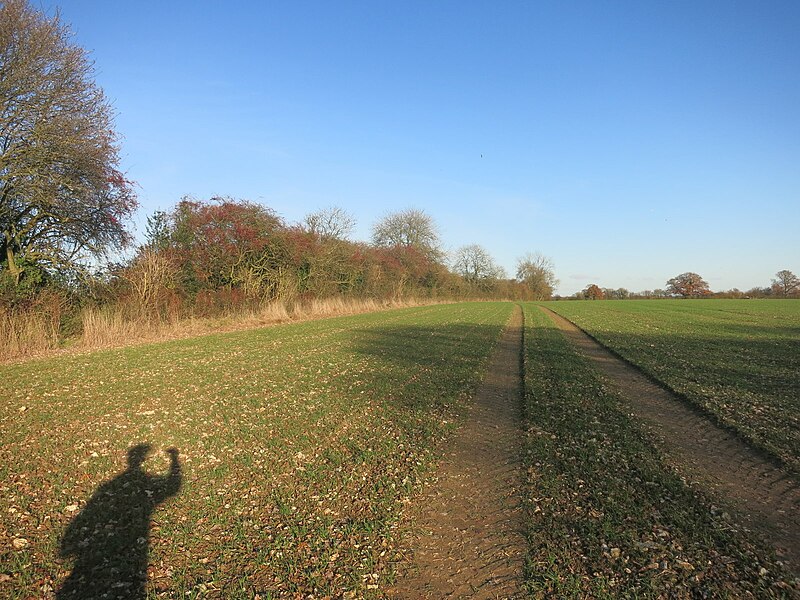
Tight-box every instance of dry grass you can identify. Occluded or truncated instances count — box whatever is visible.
[0,308,59,359]
[80,296,440,351]
[289,296,423,319]
[0,292,66,362]
[1,296,448,365]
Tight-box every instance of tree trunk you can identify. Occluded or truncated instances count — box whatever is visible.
[3,236,23,286]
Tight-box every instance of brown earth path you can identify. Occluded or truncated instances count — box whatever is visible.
[390,305,527,599]
[542,306,800,574]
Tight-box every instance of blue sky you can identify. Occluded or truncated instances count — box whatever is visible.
[52,1,799,295]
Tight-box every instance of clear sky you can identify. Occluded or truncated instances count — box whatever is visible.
[51,1,799,295]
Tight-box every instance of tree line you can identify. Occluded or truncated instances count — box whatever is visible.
[109,199,556,321]
[573,270,799,300]
[1,0,795,355]
[0,0,557,352]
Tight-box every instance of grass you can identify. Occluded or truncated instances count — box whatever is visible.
[4,299,798,597]
[76,297,433,354]
[0,302,513,598]
[0,295,443,363]
[521,304,797,598]
[542,299,800,473]
[0,292,66,360]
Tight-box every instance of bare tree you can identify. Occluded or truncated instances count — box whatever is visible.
[601,287,629,300]
[371,208,442,261]
[0,0,136,287]
[516,252,557,299]
[119,249,177,316]
[771,269,799,298]
[666,272,710,297]
[303,206,356,240]
[452,244,506,281]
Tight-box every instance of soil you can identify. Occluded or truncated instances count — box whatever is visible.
[542,306,800,575]
[390,306,527,598]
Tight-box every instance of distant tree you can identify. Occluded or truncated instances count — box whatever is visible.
[584,284,604,300]
[745,286,771,298]
[452,244,505,282]
[634,290,652,299]
[771,269,799,298]
[717,288,744,299]
[612,287,629,300]
[303,206,355,240]
[0,0,136,288]
[371,208,442,262]
[666,272,710,298]
[516,252,557,300]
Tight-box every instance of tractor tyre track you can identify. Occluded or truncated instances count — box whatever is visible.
[541,306,800,574]
[391,305,526,598]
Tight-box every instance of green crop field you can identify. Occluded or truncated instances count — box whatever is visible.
[2,300,797,598]
[521,305,793,597]
[543,299,800,473]
[0,303,513,598]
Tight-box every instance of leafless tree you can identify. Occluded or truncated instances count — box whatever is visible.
[119,249,177,314]
[371,208,442,261]
[516,252,557,299]
[303,206,356,240]
[452,244,506,281]
[0,0,136,287]
[771,269,799,297]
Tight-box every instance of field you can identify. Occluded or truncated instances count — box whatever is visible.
[0,303,513,597]
[1,300,797,598]
[543,299,800,473]
[521,304,794,597]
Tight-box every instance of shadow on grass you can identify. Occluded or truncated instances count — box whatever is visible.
[352,323,501,367]
[57,444,182,600]
[353,323,503,413]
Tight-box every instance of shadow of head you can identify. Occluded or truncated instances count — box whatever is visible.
[128,443,151,469]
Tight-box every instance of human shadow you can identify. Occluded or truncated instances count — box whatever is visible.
[57,444,182,599]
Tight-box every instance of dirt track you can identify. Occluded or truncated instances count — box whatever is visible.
[391,306,526,598]
[542,306,800,574]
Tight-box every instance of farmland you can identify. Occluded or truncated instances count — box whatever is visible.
[522,304,795,597]
[1,299,798,598]
[0,303,513,597]
[544,299,800,473]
